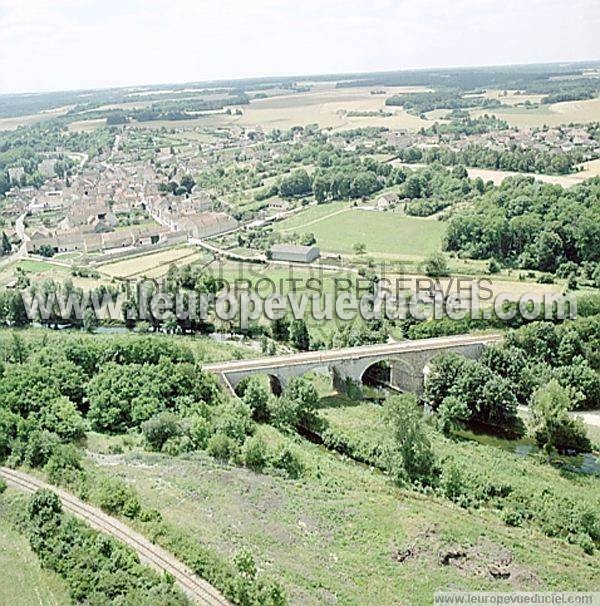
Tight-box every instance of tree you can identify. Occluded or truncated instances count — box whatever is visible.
[353,242,367,255]
[40,397,85,442]
[179,174,195,194]
[270,316,290,342]
[535,231,563,273]
[424,252,449,277]
[37,244,55,258]
[83,309,98,333]
[279,169,311,198]
[529,380,591,456]
[242,435,268,470]
[436,396,471,436]
[1,231,11,255]
[241,376,271,422]
[141,412,182,451]
[290,319,310,351]
[382,394,436,486]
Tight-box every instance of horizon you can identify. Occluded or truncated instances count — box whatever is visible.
[1,0,599,95]
[3,57,600,98]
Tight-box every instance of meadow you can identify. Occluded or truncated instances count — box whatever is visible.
[202,84,436,131]
[97,246,206,279]
[84,423,600,606]
[0,502,71,605]
[470,96,600,128]
[274,205,446,260]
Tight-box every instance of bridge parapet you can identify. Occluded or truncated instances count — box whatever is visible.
[203,334,502,396]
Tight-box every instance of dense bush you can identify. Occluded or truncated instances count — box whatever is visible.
[444,176,600,272]
[13,489,190,605]
[382,394,436,486]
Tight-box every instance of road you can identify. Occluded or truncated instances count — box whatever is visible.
[518,405,600,428]
[0,467,231,606]
[203,333,503,374]
[15,212,29,256]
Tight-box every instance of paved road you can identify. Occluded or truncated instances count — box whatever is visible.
[0,467,231,606]
[203,333,503,374]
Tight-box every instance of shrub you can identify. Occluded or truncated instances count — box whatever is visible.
[423,252,449,277]
[23,430,60,468]
[212,400,254,444]
[207,433,239,461]
[93,477,141,518]
[45,444,83,485]
[439,459,469,504]
[382,394,436,486]
[242,435,268,471]
[161,435,193,456]
[241,377,271,422]
[270,444,304,479]
[142,412,182,452]
[487,258,501,273]
[186,415,212,450]
[0,478,6,494]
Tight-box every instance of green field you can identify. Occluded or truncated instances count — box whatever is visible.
[0,500,71,605]
[274,206,446,260]
[86,422,600,606]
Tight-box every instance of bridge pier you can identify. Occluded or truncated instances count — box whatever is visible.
[203,335,502,399]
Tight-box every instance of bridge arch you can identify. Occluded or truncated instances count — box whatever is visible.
[360,359,391,387]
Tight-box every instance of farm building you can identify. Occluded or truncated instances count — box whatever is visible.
[376,193,399,210]
[177,212,238,239]
[270,244,320,263]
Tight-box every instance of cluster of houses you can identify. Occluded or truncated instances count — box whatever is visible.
[382,124,599,157]
[5,129,241,256]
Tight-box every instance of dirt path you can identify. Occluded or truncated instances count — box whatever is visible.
[0,467,231,606]
[278,206,351,232]
[517,405,600,428]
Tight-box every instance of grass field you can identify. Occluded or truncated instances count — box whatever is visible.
[0,258,110,290]
[206,85,435,131]
[97,246,202,279]
[0,500,71,605]
[471,96,600,128]
[274,206,446,260]
[86,424,600,605]
[0,106,73,131]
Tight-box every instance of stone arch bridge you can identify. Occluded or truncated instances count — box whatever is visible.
[203,334,502,396]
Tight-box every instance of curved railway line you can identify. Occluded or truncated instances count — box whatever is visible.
[0,467,231,606]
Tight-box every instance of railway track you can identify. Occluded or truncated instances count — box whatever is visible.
[0,467,231,606]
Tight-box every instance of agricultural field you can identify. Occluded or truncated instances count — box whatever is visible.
[471,96,600,128]
[0,503,71,605]
[182,85,437,131]
[97,246,207,279]
[274,205,446,261]
[0,258,109,290]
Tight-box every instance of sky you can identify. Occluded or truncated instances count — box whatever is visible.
[1,0,599,94]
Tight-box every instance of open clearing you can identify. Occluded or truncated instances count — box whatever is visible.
[0,503,71,605]
[392,160,598,188]
[97,246,200,279]
[144,85,436,131]
[213,87,431,131]
[274,206,445,259]
[471,96,600,128]
[87,428,600,606]
[0,106,73,131]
